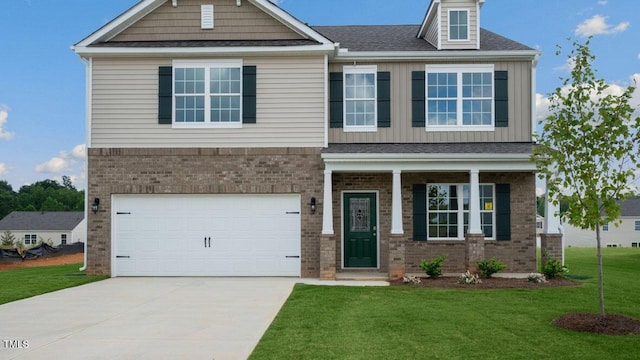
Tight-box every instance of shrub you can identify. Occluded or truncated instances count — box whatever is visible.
[527,273,548,283]
[476,257,507,278]
[420,255,447,278]
[541,252,568,279]
[459,270,482,285]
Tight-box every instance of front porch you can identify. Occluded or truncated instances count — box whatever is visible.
[319,143,559,280]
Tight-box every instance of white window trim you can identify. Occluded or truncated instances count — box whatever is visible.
[426,183,496,241]
[172,59,243,129]
[635,220,640,231]
[425,64,495,132]
[448,9,470,42]
[343,65,378,133]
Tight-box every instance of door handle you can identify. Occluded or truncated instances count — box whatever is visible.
[208,237,211,248]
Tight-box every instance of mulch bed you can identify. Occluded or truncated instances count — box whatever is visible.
[554,313,640,335]
[390,276,579,289]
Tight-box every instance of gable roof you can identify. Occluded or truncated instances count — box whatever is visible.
[73,0,334,55]
[0,212,85,231]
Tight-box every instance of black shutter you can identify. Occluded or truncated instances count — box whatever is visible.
[412,71,426,127]
[413,184,428,241]
[495,184,511,241]
[158,66,173,124]
[494,71,508,128]
[242,66,257,124]
[329,72,343,128]
[377,72,391,128]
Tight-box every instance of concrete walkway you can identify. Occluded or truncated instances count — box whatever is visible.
[0,277,389,360]
[0,278,297,360]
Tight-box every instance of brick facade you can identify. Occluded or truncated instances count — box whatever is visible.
[86,147,324,277]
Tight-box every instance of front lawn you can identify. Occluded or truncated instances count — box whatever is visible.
[0,264,108,305]
[251,248,640,360]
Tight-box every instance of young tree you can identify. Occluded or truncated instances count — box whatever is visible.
[1,230,16,247]
[533,38,640,316]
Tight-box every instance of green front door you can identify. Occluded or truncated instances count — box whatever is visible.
[344,193,377,268]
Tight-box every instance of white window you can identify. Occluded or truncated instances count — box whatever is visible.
[24,234,37,245]
[449,9,469,41]
[173,60,242,128]
[343,66,377,132]
[427,183,495,240]
[603,222,609,231]
[61,234,67,245]
[426,64,494,131]
[635,221,640,231]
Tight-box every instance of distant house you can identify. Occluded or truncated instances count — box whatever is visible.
[563,198,640,248]
[0,212,86,247]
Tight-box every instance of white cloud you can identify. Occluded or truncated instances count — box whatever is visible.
[597,0,608,5]
[35,157,69,174]
[0,163,8,176]
[71,144,87,160]
[535,93,552,122]
[575,15,629,37]
[553,56,576,73]
[0,105,15,141]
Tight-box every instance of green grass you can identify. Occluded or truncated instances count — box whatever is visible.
[0,263,108,305]
[250,248,640,360]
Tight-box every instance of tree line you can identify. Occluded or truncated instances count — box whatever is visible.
[0,176,84,220]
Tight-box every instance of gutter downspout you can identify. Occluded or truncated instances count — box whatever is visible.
[78,56,92,272]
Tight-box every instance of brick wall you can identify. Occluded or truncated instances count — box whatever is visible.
[86,147,324,277]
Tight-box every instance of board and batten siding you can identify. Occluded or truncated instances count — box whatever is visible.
[440,0,477,50]
[328,60,532,144]
[111,0,304,42]
[91,56,325,148]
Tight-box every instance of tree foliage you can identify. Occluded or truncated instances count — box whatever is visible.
[533,38,640,316]
[0,177,84,219]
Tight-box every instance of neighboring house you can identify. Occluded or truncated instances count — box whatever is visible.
[73,0,540,279]
[0,212,86,247]
[564,198,640,248]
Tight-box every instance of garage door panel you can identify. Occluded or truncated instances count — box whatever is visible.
[113,194,301,277]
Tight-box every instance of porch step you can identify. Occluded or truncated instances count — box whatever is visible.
[336,272,389,281]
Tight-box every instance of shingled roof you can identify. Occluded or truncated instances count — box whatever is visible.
[0,212,84,231]
[312,25,533,52]
[620,198,640,217]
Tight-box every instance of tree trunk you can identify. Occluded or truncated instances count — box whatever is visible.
[596,224,605,316]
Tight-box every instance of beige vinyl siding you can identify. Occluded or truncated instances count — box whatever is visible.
[91,56,325,148]
[440,0,477,50]
[111,0,304,42]
[425,13,439,47]
[328,60,532,143]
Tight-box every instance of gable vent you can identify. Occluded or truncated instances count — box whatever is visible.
[201,4,214,30]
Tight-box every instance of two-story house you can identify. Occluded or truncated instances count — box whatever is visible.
[73,0,540,279]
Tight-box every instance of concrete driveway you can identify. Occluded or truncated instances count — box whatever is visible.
[0,278,296,360]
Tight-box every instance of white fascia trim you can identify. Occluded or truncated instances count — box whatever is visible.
[417,0,440,38]
[322,155,537,173]
[476,2,481,50]
[74,0,164,47]
[322,153,533,162]
[248,0,334,45]
[333,50,541,62]
[73,44,336,57]
[323,54,329,148]
[531,53,540,141]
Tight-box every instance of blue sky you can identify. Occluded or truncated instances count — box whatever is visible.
[0,0,638,191]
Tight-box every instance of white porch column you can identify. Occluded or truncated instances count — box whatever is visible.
[543,182,562,234]
[322,169,334,235]
[468,169,482,234]
[391,169,404,234]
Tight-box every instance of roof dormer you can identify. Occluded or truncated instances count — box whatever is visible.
[418,0,485,50]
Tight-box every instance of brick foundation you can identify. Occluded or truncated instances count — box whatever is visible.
[465,233,485,272]
[388,234,406,280]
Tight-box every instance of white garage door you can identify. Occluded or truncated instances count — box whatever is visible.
[112,194,301,277]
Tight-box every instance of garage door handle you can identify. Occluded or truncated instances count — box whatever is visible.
[204,237,211,248]
[116,256,130,259]
[286,256,300,259]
